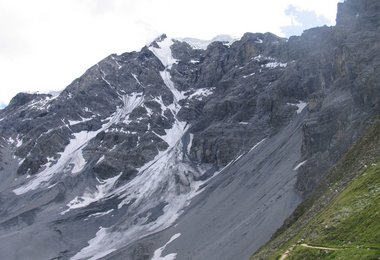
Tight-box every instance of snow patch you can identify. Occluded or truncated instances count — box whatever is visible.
[177,34,238,50]
[132,73,144,88]
[255,38,263,44]
[149,37,178,69]
[187,134,194,155]
[68,117,93,126]
[71,227,116,260]
[144,105,153,117]
[160,120,188,148]
[253,55,264,61]
[96,155,105,165]
[13,129,104,195]
[153,96,169,118]
[15,136,23,147]
[18,158,25,166]
[150,37,186,116]
[149,36,185,102]
[187,88,214,100]
[160,71,185,102]
[295,101,308,114]
[243,72,255,78]
[288,101,308,114]
[249,138,267,152]
[118,93,144,124]
[69,131,97,174]
[254,55,287,69]
[26,95,57,111]
[86,209,114,220]
[62,174,121,214]
[263,61,287,68]
[178,37,210,50]
[151,233,181,260]
[294,160,307,170]
[8,137,15,144]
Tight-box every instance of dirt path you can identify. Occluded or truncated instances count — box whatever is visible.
[279,245,295,260]
[300,243,341,251]
[279,243,341,259]
[279,248,292,260]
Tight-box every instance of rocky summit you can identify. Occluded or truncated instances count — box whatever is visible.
[0,0,379,259]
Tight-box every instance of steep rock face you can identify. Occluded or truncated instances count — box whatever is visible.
[0,0,379,259]
[171,32,293,167]
[293,0,380,195]
[337,0,380,29]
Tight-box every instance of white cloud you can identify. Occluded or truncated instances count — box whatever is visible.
[0,0,340,105]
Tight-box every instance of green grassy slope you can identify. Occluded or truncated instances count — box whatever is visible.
[252,123,380,259]
[284,160,380,259]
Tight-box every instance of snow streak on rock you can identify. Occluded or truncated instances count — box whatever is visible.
[149,36,185,104]
[263,61,287,68]
[118,93,144,124]
[61,174,121,215]
[13,129,103,195]
[160,71,185,103]
[187,88,215,100]
[294,160,307,170]
[13,93,144,195]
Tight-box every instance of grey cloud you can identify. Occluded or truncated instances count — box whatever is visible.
[281,5,330,37]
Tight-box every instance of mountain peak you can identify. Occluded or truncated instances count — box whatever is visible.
[147,33,168,48]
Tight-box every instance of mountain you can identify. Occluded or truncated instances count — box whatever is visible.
[0,0,379,259]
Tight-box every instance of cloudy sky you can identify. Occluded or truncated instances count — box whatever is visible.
[0,0,342,107]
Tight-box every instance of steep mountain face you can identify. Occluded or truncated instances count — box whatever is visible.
[0,0,379,259]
